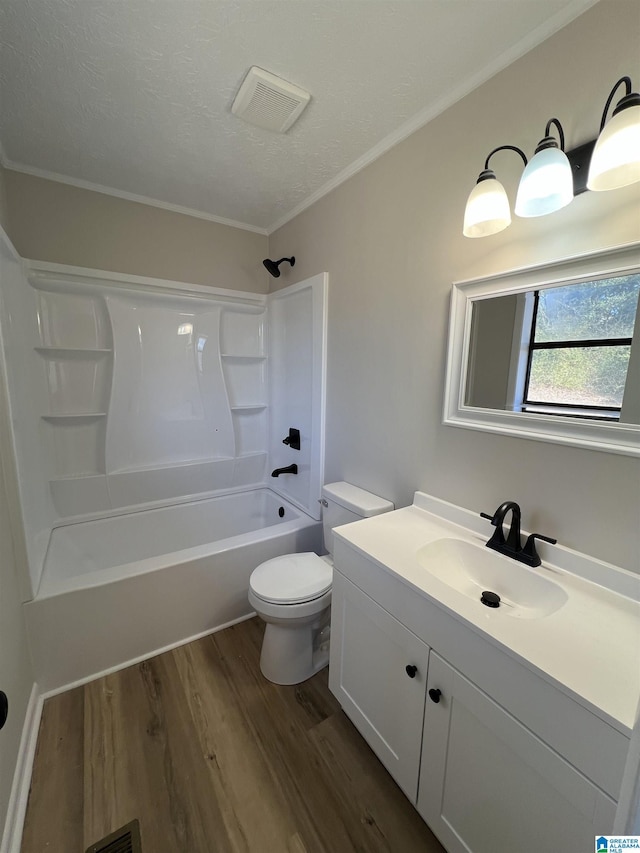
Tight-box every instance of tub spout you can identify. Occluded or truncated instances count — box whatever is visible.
[271,464,298,477]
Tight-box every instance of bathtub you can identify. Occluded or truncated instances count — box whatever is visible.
[24,488,322,691]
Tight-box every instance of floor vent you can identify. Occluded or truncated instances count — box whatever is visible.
[85,819,142,853]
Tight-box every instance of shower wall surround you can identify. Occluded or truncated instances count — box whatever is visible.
[0,259,326,598]
[41,290,267,513]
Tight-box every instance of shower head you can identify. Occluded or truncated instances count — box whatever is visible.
[263,256,296,278]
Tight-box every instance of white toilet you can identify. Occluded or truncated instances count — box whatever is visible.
[248,481,394,685]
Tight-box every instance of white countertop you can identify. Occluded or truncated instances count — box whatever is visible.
[333,491,640,736]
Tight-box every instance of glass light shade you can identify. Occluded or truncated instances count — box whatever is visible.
[463,177,511,238]
[587,103,640,191]
[515,147,573,218]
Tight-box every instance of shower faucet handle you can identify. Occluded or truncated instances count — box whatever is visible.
[282,427,301,450]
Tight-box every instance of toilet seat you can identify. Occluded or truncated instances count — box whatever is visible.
[249,552,332,605]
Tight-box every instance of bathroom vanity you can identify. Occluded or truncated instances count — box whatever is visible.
[328,492,639,853]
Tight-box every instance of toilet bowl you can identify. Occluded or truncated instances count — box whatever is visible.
[249,482,393,685]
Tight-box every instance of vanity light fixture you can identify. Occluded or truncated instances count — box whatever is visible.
[462,145,527,238]
[587,76,640,191]
[463,74,640,238]
[514,118,573,218]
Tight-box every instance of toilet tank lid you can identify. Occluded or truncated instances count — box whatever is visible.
[321,482,394,517]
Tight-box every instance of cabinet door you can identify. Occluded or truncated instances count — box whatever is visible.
[418,652,616,853]
[329,571,430,800]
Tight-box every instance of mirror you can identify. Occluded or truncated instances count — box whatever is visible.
[444,243,640,456]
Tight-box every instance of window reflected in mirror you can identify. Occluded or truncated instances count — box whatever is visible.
[465,273,640,423]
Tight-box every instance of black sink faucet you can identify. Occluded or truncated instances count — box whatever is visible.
[482,501,522,552]
[480,501,557,567]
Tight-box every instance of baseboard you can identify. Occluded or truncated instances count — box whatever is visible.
[39,611,257,700]
[0,683,43,853]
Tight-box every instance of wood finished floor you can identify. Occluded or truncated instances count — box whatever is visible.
[21,617,445,853]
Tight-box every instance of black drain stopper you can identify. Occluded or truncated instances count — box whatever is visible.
[481,590,501,608]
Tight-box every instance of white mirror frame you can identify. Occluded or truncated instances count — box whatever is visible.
[444,242,640,457]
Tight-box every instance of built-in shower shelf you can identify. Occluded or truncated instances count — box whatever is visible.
[230,405,267,412]
[35,347,112,358]
[221,354,266,361]
[41,413,107,422]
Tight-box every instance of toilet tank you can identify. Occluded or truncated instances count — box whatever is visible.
[321,481,394,556]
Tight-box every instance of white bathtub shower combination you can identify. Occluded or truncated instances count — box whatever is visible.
[25,489,322,690]
[0,257,328,691]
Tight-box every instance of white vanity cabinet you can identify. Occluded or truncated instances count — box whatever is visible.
[419,651,616,853]
[329,531,628,853]
[329,570,430,799]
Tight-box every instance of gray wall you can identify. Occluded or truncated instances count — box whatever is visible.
[2,170,270,292]
[270,1,640,572]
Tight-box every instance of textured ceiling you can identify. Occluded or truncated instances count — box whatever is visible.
[0,0,595,232]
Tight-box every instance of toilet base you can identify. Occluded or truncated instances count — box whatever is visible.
[259,619,329,685]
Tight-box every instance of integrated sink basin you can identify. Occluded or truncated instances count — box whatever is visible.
[416,537,568,619]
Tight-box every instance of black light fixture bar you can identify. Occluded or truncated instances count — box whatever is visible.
[566,139,596,195]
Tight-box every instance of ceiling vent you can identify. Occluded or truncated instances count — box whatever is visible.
[232,67,311,133]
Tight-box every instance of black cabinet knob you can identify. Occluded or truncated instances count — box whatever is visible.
[0,691,7,730]
[405,664,417,678]
[428,688,442,703]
